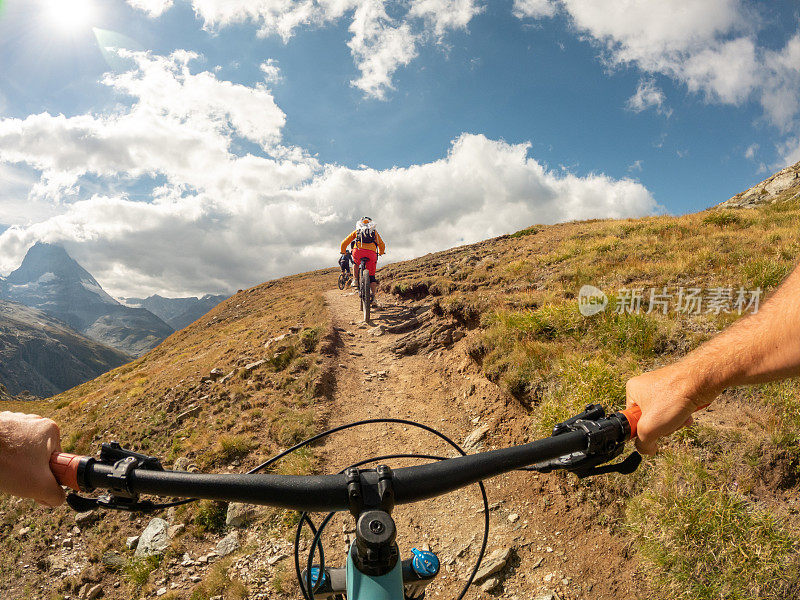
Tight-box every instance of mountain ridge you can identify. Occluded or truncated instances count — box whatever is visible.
[122,293,229,330]
[717,159,800,208]
[0,299,129,397]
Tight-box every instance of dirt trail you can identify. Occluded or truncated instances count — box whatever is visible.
[315,290,645,600]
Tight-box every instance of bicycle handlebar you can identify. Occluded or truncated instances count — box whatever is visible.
[49,432,596,512]
[49,406,646,513]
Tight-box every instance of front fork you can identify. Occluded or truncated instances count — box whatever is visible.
[302,544,440,600]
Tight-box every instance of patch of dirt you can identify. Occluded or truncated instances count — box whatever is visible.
[315,289,648,600]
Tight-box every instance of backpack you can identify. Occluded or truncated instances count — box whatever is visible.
[357,228,377,246]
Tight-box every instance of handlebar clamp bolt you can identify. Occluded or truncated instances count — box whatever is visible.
[369,519,385,534]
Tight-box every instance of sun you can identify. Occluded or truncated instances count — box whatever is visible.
[45,0,95,33]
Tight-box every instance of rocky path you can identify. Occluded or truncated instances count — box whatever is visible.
[314,290,642,600]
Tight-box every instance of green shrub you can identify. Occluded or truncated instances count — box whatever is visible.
[124,555,162,590]
[214,434,256,462]
[194,500,228,533]
[743,259,790,290]
[702,211,743,228]
[299,327,321,353]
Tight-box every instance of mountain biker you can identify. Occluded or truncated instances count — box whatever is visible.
[341,217,385,307]
[628,262,800,455]
[338,243,355,283]
[0,411,65,507]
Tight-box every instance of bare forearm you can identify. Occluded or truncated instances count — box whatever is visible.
[627,263,800,454]
[677,263,800,399]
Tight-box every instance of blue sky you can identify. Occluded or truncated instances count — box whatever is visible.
[0,1,798,296]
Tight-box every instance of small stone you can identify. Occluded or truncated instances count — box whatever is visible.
[156,587,167,597]
[244,359,266,372]
[216,531,240,557]
[172,457,199,472]
[18,526,31,537]
[101,552,126,569]
[481,577,501,593]
[462,426,490,453]
[168,524,185,539]
[75,511,99,527]
[86,584,103,600]
[533,592,558,600]
[508,513,519,523]
[543,573,554,583]
[176,406,201,423]
[469,547,513,582]
[267,553,288,565]
[209,368,224,380]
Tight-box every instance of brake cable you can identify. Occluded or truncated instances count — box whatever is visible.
[258,418,489,600]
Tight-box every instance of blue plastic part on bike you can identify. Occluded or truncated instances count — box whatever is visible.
[310,566,327,588]
[411,548,440,578]
[346,544,404,600]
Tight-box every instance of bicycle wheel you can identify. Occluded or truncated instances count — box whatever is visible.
[337,272,346,290]
[361,269,370,322]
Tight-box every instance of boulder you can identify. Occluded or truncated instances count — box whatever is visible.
[216,531,240,557]
[226,502,256,527]
[135,518,170,557]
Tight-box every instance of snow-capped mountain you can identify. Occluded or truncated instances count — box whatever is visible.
[0,243,173,356]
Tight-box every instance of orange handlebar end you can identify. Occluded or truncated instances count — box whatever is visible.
[49,452,83,491]
[621,405,642,439]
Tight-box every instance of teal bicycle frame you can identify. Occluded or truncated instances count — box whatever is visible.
[346,548,404,600]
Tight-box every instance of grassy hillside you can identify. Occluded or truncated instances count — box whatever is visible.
[1,198,799,599]
[0,270,338,600]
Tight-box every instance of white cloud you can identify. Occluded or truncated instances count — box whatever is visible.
[126,1,483,99]
[408,0,484,38]
[0,51,313,201]
[744,143,758,160]
[126,0,174,17]
[0,52,658,296]
[626,78,671,116]
[260,59,283,84]
[512,0,558,19]
[627,159,643,172]
[777,137,800,168]
[347,0,418,99]
[515,1,800,133]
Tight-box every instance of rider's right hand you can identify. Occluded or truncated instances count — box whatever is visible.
[625,366,711,455]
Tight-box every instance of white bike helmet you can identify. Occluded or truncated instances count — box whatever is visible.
[356,216,376,233]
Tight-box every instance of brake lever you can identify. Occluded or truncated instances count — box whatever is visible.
[525,405,642,479]
[64,442,165,513]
